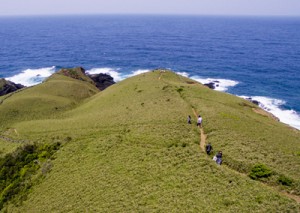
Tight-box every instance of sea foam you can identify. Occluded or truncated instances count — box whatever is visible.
[6,67,56,86]
[192,77,239,92]
[176,72,239,92]
[240,96,300,130]
[86,68,150,81]
[86,68,123,82]
[125,69,150,78]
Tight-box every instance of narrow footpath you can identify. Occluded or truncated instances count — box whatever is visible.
[158,71,164,80]
[0,135,29,143]
[192,108,206,152]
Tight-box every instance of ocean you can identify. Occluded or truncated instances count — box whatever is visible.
[0,15,299,129]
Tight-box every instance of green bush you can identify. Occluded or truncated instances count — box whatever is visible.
[249,164,273,180]
[0,142,61,209]
[176,88,183,93]
[277,175,293,186]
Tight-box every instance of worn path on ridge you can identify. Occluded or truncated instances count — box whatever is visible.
[192,108,206,152]
[158,71,207,152]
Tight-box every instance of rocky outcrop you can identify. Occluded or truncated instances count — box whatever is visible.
[204,81,219,89]
[204,82,215,89]
[57,67,115,91]
[0,79,25,96]
[57,67,95,85]
[245,97,260,106]
[87,73,115,91]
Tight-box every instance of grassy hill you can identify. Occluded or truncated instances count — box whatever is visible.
[0,68,99,158]
[0,70,299,212]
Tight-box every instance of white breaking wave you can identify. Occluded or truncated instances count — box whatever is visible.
[192,77,239,92]
[86,68,123,82]
[240,96,300,130]
[86,68,150,82]
[176,72,239,92]
[125,69,150,77]
[176,72,189,77]
[7,66,56,86]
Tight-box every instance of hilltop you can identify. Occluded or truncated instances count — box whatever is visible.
[0,69,299,212]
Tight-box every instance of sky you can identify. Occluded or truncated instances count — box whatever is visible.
[0,0,300,17]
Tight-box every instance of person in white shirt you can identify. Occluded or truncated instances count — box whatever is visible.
[197,115,202,127]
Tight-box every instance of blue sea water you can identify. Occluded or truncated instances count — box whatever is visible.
[0,15,299,129]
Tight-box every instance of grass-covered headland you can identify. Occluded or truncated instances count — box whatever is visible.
[0,68,299,212]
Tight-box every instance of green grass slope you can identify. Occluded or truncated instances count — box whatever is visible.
[1,70,300,212]
[0,70,99,159]
[0,73,99,131]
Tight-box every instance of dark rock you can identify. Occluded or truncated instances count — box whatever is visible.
[56,67,115,91]
[0,78,25,96]
[251,100,260,106]
[87,73,115,91]
[246,98,260,106]
[204,82,215,89]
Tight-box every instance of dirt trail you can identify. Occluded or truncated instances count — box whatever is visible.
[0,135,29,143]
[158,71,164,80]
[200,129,206,151]
[0,129,29,143]
[283,192,300,203]
[192,108,206,152]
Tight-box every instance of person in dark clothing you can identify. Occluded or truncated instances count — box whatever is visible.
[205,143,213,155]
[187,115,192,124]
[216,151,223,165]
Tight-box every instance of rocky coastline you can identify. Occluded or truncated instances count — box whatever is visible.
[0,79,25,96]
[0,67,115,96]
[204,80,220,89]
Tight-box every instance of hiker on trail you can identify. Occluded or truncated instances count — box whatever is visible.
[205,143,212,155]
[197,115,202,127]
[215,151,223,165]
[187,115,192,124]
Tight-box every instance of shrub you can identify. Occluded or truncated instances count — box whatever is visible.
[64,137,72,142]
[181,142,187,148]
[176,88,183,93]
[277,175,293,186]
[249,164,273,180]
[162,85,169,90]
[0,142,61,209]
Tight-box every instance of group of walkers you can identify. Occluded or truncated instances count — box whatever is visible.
[188,115,203,127]
[187,115,223,165]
